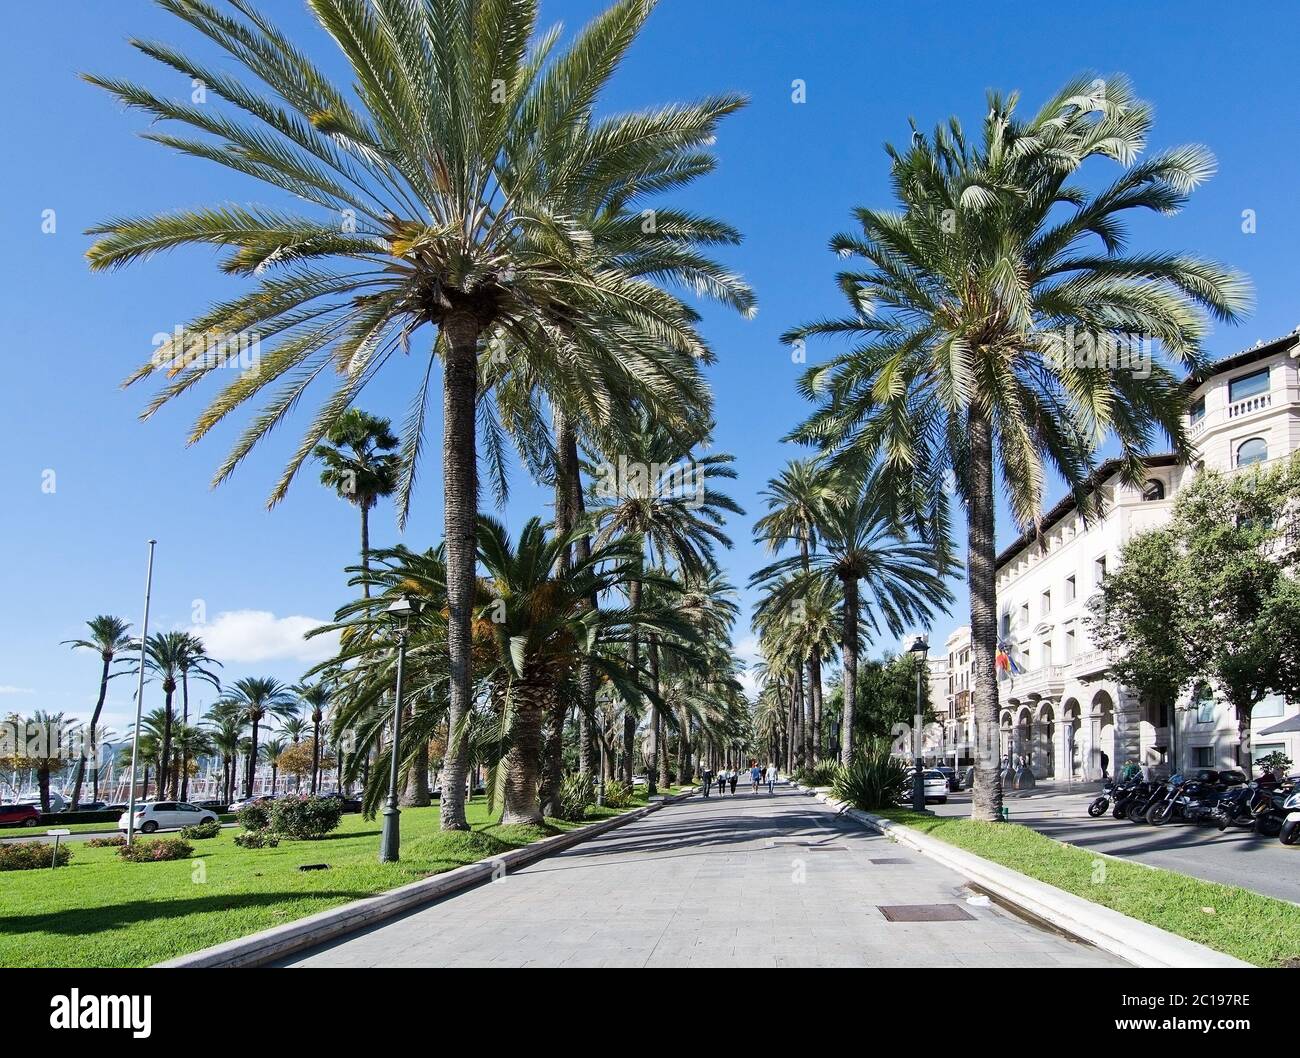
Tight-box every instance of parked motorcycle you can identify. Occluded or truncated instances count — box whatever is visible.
[1146,771,1242,826]
[1112,778,1158,821]
[1279,789,1300,845]
[1087,777,1118,817]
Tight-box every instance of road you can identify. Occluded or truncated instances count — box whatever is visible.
[932,787,1300,905]
[280,784,1122,968]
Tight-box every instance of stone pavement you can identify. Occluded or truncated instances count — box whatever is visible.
[280,784,1125,968]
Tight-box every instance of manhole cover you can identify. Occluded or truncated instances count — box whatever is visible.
[869,858,912,865]
[877,904,975,922]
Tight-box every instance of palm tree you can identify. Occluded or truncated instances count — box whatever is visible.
[590,413,744,781]
[216,678,298,797]
[169,722,213,799]
[260,736,288,796]
[784,78,1249,818]
[174,632,221,800]
[86,0,748,832]
[204,705,245,806]
[140,632,185,798]
[752,475,953,765]
[297,682,331,794]
[314,409,400,599]
[62,615,133,807]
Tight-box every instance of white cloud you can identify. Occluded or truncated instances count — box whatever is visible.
[733,635,763,701]
[0,685,34,695]
[190,610,339,665]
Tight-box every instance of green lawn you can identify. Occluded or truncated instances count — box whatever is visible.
[0,790,679,968]
[875,809,1300,967]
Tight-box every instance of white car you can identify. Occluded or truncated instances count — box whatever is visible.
[117,801,219,834]
[902,770,950,805]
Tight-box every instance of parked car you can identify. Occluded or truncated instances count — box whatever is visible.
[0,803,40,828]
[117,801,219,834]
[226,795,276,814]
[934,766,962,792]
[74,800,108,812]
[902,769,950,804]
[321,792,362,812]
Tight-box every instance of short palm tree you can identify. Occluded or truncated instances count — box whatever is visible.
[62,615,133,807]
[86,0,748,833]
[297,682,332,794]
[174,632,220,799]
[216,677,299,797]
[260,736,288,796]
[784,78,1250,817]
[314,409,400,598]
[204,704,245,805]
[752,474,953,764]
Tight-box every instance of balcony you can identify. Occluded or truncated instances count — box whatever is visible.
[1002,664,1066,703]
[1228,392,1271,419]
[1068,649,1109,679]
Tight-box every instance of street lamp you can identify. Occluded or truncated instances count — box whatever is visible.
[908,634,929,813]
[380,594,422,863]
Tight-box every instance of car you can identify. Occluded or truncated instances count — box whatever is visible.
[226,795,275,814]
[74,800,108,812]
[0,803,40,828]
[321,792,362,812]
[901,769,950,804]
[934,766,962,792]
[117,801,219,834]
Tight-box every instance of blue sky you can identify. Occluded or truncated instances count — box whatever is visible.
[3,0,1299,735]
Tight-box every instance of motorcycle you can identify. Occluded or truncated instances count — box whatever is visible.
[1146,771,1241,826]
[1113,778,1158,821]
[1279,788,1300,845]
[1212,776,1292,835]
[1087,777,1119,817]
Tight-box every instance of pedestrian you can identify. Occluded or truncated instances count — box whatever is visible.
[1100,750,1110,781]
[729,768,738,795]
[701,763,713,798]
[764,761,777,794]
[716,768,726,796]
[750,762,762,792]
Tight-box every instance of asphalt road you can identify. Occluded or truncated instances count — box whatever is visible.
[932,786,1300,904]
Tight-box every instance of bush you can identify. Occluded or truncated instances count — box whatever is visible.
[794,760,842,788]
[180,820,222,840]
[557,773,596,822]
[602,779,636,808]
[269,795,343,839]
[235,799,273,832]
[0,841,72,871]
[831,746,910,811]
[234,830,279,849]
[118,838,193,863]
[85,835,127,848]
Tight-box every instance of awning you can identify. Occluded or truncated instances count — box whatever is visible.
[1258,714,1300,736]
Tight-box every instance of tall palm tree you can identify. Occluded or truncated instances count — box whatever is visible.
[784,78,1249,818]
[753,475,953,765]
[204,705,245,806]
[296,682,331,794]
[169,722,213,799]
[86,0,748,832]
[62,615,133,807]
[217,677,299,797]
[590,413,744,780]
[140,632,185,798]
[314,409,400,599]
[175,632,221,800]
[260,736,288,796]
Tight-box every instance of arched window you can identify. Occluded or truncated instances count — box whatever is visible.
[1237,437,1267,467]
[1141,479,1165,501]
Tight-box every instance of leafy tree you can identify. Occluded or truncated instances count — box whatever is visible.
[784,78,1249,819]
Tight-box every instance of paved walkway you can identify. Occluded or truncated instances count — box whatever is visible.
[281,785,1123,968]
[934,787,1300,905]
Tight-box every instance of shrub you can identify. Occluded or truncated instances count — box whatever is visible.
[557,773,596,822]
[0,841,72,871]
[269,795,343,839]
[234,830,279,849]
[180,820,222,840]
[235,798,273,832]
[794,760,842,788]
[118,838,193,863]
[85,835,127,848]
[602,779,636,808]
[831,746,910,811]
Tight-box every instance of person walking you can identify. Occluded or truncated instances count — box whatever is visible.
[700,763,713,798]
[765,762,777,794]
[750,762,762,793]
[729,768,738,795]
[717,768,728,796]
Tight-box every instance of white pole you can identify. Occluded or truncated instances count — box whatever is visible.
[126,540,157,846]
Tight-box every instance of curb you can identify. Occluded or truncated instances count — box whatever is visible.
[790,782,1249,969]
[156,789,696,968]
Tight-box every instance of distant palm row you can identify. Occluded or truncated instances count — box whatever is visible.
[79,0,1248,824]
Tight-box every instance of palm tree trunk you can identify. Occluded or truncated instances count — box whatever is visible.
[501,683,547,825]
[677,707,690,784]
[71,653,112,810]
[159,688,175,799]
[556,415,596,779]
[967,408,1003,822]
[246,717,260,798]
[810,647,823,762]
[840,575,859,766]
[360,502,372,599]
[624,577,642,783]
[402,732,432,806]
[179,672,191,802]
[439,314,479,832]
[646,635,661,796]
[311,720,321,794]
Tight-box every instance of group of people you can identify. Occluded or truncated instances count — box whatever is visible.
[699,761,779,797]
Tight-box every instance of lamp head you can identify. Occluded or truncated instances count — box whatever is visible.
[386,595,423,620]
[908,634,929,655]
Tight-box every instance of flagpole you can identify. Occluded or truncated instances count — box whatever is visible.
[126,540,157,846]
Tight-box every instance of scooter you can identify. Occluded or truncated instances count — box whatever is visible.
[1279,788,1300,845]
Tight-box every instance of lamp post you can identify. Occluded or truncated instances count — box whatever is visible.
[908,634,929,813]
[126,540,157,847]
[379,594,422,863]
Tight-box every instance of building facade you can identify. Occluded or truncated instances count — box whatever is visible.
[944,333,1300,781]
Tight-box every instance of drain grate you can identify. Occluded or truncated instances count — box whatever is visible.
[868,857,912,865]
[877,903,974,922]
